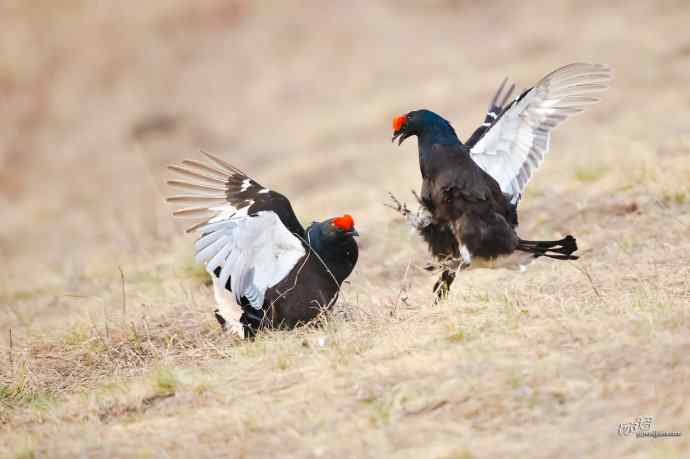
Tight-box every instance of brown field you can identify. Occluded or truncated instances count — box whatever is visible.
[1,1,690,458]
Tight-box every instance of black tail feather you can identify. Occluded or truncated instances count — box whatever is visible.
[517,235,578,260]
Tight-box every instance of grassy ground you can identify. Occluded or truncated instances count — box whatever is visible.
[1,1,690,457]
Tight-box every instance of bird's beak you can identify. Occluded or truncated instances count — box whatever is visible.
[391,129,411,145]
[348,228,360,237]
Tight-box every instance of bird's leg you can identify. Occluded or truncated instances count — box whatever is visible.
[434,234,471,302]
[433,269,456,303]
[386,191,432,231]
[432,258,461,303]
[449,220,473,270]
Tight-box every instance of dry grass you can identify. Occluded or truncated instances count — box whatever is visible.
[2,0,690,458]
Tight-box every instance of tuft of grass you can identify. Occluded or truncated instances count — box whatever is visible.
[508,372,524,390]
[275,354,291,370]
[574,164,608,183]
[153,368,178,395]
[367,399,392,427]
[447,327,465,343]
[95,380,128,396]
[0,377,54,411]
[179,257,212,286]
[358,390,394,428]
[0,304,232,417]
[12,448,35,459]
[243,415,260,433]
[62,326,91,347]
[661,189,688,206]
[440,450,476,459]
[193,382,210,396]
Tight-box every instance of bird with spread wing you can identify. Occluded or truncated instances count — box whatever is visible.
[388,63,612,300]
[167,152,359,338]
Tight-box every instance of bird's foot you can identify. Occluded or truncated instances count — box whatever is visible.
[433,279,451,304]
[432,267,458,304]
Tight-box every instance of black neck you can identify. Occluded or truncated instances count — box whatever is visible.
[306,225,358,284]
[417,123,463,176]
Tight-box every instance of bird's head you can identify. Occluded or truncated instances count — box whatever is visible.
[392,109,458,145]
[318,214,359,240]
[307,214,359,282]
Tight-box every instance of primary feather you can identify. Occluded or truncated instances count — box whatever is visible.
[470,63,613,204]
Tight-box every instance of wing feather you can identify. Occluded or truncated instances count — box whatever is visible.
[470,63,612,203]
[166,152,307,309]
[194,211,305,309]
[166,151,303,235]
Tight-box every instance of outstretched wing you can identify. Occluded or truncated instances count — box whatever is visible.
[166,152,307,308]
[469,63,612,204]
[465,77,515,147]
[167,151,305,236]
[193,212,306,309]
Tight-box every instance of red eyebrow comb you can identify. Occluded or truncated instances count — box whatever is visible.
[333,214,354,231]
[393,115,406,132]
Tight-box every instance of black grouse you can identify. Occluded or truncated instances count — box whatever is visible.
[389,63,612,300]
[166,151,359,338]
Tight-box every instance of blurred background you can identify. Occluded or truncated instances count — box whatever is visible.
[1,0,689,332]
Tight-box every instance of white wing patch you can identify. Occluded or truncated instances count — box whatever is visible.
[470,63,612,204]
[166,152,306,309]
[195,211,305,309]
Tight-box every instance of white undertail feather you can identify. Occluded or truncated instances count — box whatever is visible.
[470,63,613,204]
[460,251,538,271]
[212,276,244,338]
[459,244,472,266]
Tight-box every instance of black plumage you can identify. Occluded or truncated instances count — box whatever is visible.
[389,63,612,299]
[167,152,358,338]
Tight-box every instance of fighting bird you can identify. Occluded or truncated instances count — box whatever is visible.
[388,63,612,300]
[166,152,359,338]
